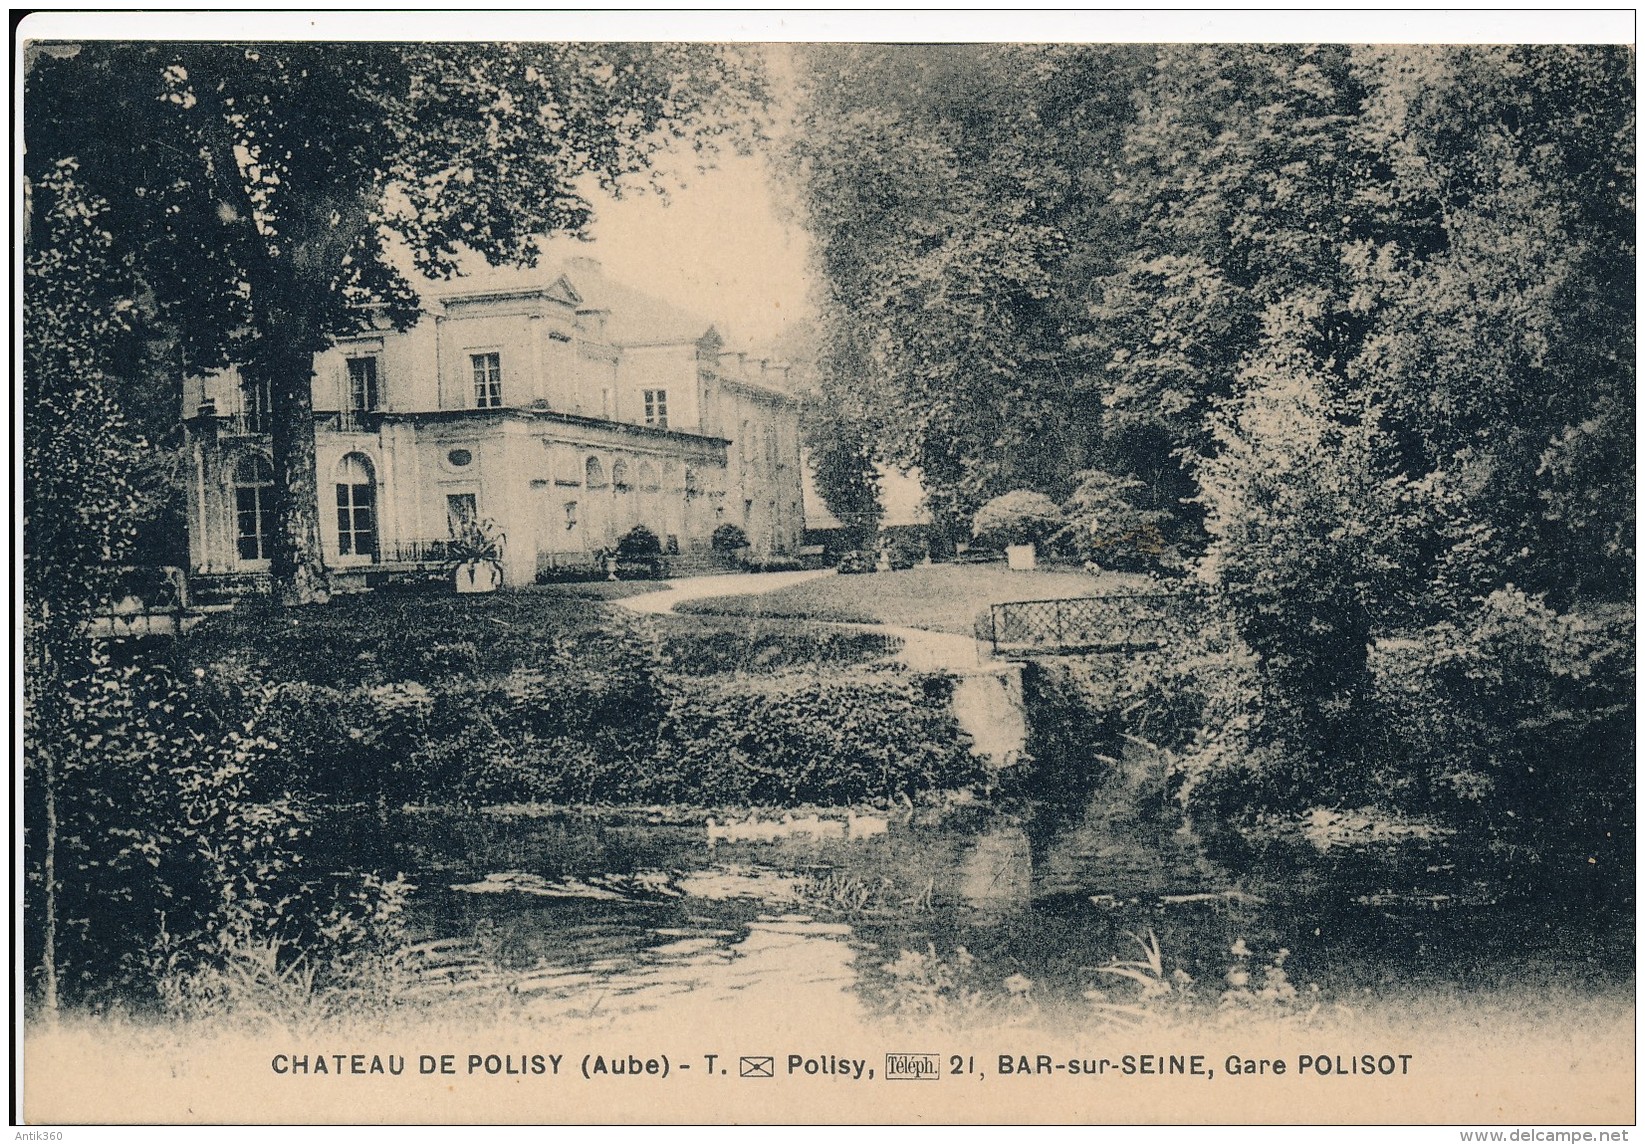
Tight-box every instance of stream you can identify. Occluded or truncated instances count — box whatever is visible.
[318,794,1631,1031]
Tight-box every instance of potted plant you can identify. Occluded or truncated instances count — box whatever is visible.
[448,517,506,593]
[971,490,1064,571]
[614,525,663,580]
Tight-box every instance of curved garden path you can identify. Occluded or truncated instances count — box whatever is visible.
[612,568,834,615]
[611,568,989,673]
[614,568,1021,761]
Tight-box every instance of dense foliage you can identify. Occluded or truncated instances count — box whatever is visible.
[183,594,979,807]
[1057,469,1176,572]
[793,45,1634,851]
[788,44,1153,537]
[23,656,408,1015]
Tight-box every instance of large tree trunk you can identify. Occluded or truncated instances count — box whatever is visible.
[186,57,332,607]
[254,335,330,606]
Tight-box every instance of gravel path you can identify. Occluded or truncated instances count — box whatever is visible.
[610,568,836,615]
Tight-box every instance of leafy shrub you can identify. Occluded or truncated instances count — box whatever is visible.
[836,549,875,574]
[616,525,661,557]
[653,618,899,675]
[711,523,749,551]
[647,669,984,805]
[391,639,669,804]
[1058,469,1177,572]
[971,490,1064,548]
[1368,590,1633,846]
[175,595,984,813]
[161,873,416,1023]
[175,591,630,686]
[257,680,358,793]
[881,532,927,569]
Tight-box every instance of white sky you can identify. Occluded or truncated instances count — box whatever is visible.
[567,147,814,350]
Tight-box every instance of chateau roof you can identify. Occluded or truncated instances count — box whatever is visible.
[429,256,715,347]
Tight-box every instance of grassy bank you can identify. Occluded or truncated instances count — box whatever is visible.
[164,585,979,808]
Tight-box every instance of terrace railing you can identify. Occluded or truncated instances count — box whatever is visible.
[381,538,459,564]
[537,550,601,578]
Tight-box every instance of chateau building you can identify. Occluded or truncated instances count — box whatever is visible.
[181,257,805,589]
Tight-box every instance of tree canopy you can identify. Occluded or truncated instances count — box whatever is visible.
[791,44,1634,842]
[786,44,1153,537]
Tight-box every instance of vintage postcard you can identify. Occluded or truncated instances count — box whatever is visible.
[15,11,1636,1133]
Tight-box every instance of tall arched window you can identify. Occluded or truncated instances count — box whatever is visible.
[638,461,660,492]
[233,453,274,562]
[611,460,631,492]
[334,453,377,559]
[585,456,607,489]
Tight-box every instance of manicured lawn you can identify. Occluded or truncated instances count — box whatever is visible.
[674,561,1150,635]
[173,586,625,687]
[172,582,898,686]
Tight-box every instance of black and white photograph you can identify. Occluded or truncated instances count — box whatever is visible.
[16,11,1637,1130]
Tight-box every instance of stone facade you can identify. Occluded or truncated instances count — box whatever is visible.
[182,258,804,587]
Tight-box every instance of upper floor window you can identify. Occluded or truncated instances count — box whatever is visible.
[643,389,669,428]
[347,356,379,414]
[241,375,271,434]
[471,352,503,409]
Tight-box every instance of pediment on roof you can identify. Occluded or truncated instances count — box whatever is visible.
[545,275,583,307]
[697,325,725,351]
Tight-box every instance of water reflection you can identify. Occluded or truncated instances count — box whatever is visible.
[339,798,1629,1028]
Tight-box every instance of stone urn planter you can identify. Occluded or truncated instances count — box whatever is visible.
[448,518,506,593]
[454,559,502,593]
[972,490,1063,574]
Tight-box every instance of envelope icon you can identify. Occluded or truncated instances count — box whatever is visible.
[739,1056,775,1078]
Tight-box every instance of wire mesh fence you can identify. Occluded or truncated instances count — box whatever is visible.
[985,591,1208,656]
